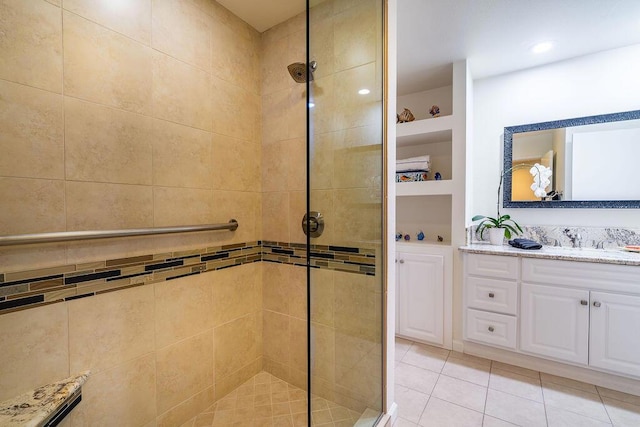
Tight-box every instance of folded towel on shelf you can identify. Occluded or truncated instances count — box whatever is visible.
[396,155,430,172]
[508,238,542,250]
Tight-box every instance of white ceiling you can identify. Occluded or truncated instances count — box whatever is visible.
[217,0,305,33]
[224,0,640,95]
[397,0,640,95]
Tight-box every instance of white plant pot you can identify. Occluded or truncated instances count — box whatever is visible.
[488,228,505,246]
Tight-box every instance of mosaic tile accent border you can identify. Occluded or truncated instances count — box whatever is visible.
[0,241,375,315]
[262,241,376,276]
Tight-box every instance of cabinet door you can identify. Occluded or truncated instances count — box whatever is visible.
[520,283,589,364]
[397,252,444,345]
[590,292,640,377]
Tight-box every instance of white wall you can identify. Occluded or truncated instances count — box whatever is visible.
[472,43,640,227]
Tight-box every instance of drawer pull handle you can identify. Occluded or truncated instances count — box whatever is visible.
[488,326,495,332]
[399,259,405,264]
[580,300,588,306]
[593,301,601,308]
[488,292,495,298]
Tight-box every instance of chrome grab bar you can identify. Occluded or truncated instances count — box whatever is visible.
[0,219,238,247]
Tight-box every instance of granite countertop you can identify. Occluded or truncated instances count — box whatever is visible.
[0,371,90,426]
[459,243,640,266]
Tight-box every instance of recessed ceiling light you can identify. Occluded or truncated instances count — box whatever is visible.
[531,41,554,54]
[358,88,371,95]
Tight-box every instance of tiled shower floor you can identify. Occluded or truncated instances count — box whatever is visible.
[182,372,367,427]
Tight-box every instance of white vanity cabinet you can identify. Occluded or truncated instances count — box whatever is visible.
[396,243,452,347]
[463,251,640,381]
[520,283,590,364]
[589,292,640,377]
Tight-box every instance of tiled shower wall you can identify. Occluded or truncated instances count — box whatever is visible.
[0,0,263,425]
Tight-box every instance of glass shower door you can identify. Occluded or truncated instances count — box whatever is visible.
[307,0,385,425]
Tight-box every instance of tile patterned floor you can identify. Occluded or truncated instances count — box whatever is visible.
[393,337,640,427]
[183,372,366,427]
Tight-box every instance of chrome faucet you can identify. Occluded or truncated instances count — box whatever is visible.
[573,233,583,249]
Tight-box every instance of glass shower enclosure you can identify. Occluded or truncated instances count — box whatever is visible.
[306,0,385,425]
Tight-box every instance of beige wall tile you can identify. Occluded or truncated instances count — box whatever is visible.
[310,268,334,327]
[310,75,336,134]
[287,84,306,140]
[261,34,290,96]
[334,124,383,149]
[157,386,214,427]
[0,303,69,401]
[214,312,261,379]
[333,0,377,72]
[0,244,67,274]
[262,89,290,145]
[212,263,261,327]
[309,133,335,190]
[311,322,335,383]
[334,272,381,341]
[215,357,262,399]
[152,119,212,188]
[68,353,156,426]
[0,177,65,234]
[152,51,212,131]
[309,16,335,79]
[153,187,213,227]
[262,192,290,242]
[0,80,63,179]
[211,133,261,193]
[63,0,151,44]
[289,317,307,372]
[333,63,380,131]
[68,284,155,374]
[287,138,306,191]
[65,97,153,185]
[211,19,260,95]
[262,140,289,192]
[211,76,260,142]
[155,273,214,349]
[66,181,153,230]
[263,357,289,383]
[0,0,62,92]
[211,190,261,244]
[263,310,289,365]
[262,262,290,315]
[333,188,382,245]
[289,190,306,244]
[289,265,307,320]
[333,144,382,189]
[151,0,211,71]
[63,11,152,115]
[156,331,214,414]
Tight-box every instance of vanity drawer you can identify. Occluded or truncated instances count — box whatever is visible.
[466,254,518,280]
[466,308,516,349]
[466,276,518,315]
[522,258,640,292]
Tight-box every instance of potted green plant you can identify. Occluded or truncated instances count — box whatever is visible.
[472,163,552,245]
[472,213,522,245]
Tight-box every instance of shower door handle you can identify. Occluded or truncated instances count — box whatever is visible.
[302,212,324,238]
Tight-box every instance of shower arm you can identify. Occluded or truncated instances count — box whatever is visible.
[0,220,239,246]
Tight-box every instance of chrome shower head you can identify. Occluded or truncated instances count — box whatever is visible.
[287,61,317,83]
